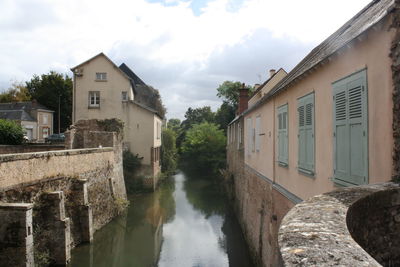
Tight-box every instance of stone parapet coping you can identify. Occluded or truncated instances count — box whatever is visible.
[278,183,399,267]
[0,147,114,163]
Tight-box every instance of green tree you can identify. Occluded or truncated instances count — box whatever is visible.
[26,71,72,133]
[161,128,178,175]
[215,101,236,133]
[216,81,252,109]
[181,122,226,172]
[167,118,181,134]
[181,106,215,131]
[0,81,31,103]
[0,119,25,145]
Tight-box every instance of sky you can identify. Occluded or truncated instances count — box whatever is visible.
[0,0,372,120]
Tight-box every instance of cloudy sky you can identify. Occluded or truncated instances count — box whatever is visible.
[0,0,371,119]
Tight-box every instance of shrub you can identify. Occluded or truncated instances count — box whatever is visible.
[0,119,25,145]
[123,150,142,173]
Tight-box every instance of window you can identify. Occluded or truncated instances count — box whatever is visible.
[255,116,261,152]
[42,127,49,138]
[156,121,161,139]
[42,114,48,124]
[122,91,128,101]
[298,93,315,175]
[246,117,252,155]
[89,91,100,108]
[277,104,288,166]
[95,72,107,81]
[332,69,368,186]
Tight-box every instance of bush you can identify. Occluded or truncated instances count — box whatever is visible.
[181,122,226,172]
[161,128,178,175]
[123,150,142,173]
[0,119,25,145]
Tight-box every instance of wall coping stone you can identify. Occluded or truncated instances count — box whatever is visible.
[0,202,33,210]
[278,183,399,267]
[0,147,113,163]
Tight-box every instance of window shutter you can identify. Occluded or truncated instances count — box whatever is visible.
[247,118,252,155]
[333,70,368,186]
[298,93,315,173]
[278,105,288,165]
[255,116,261,152]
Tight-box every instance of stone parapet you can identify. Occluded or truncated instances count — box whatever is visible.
[278,183,400,267]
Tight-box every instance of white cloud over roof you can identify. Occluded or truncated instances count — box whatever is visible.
[0,0,371,119]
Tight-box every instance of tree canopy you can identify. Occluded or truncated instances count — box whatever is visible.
[26,71,72,133]
[0,81,31,103]
[216,81,253,109]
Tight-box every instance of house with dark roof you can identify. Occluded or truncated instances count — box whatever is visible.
[71,53,163,186]
[226,0,398,265]
[0,101,54,141]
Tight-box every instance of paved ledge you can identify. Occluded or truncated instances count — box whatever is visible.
[278,183,400,267]
[0,147,113,163]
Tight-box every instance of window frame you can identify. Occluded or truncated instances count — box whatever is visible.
[88,91,100,108]
[95,72,107,81]
[277,104,289,166]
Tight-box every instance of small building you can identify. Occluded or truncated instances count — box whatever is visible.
[0,101,54,141]
[71,53,163,183]
[226,0,399,265]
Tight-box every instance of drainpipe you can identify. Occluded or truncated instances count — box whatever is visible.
[73,73,76,123]
[273,98,276,184]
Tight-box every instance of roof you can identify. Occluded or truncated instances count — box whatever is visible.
[249,68,286,98]
[119,64,162,115]
[0,110,35,121]
[0,102,53,113]
[70,52,132,82]
[243,0,395,116]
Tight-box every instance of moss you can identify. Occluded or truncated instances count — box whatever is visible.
[114,197,129,214]
[97,119,124,134]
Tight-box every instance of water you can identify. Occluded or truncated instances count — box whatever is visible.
[69,169,253,267]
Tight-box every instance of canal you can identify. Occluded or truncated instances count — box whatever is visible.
[69,168,253,267]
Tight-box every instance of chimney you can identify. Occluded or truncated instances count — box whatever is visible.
[238,83,249,114]
[269,69,276,78]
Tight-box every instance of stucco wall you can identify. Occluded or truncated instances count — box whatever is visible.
[244,16,395,201]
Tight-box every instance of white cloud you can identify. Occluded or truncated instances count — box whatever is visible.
[0,0,371,119]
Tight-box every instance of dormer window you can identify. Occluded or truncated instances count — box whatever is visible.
[95,72,107,81]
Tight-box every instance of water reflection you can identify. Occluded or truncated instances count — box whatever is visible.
[69,170,252,267]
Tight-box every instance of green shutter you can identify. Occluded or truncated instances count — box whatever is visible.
[298,93,314,174]
[333,70,368,186]
[278,105,288,165]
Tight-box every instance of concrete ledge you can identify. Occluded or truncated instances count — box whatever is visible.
[278,183,400,267]
[0,147,113,163]
[0,203,34,210]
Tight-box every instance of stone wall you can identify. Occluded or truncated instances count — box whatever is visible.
[391,0,400,181]
[279,183,400,267]
[225,117,295,267]
[0,144,64,155]
[0,119,127,266]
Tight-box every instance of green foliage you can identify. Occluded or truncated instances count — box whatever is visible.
[216,81,252,109]
[181,122,226,172]
[181,106,215,131]
[123,150,142,173]
[114,197,130,214]
[26,71,72,133]
[215,101,236,133]
[98,119,124,134]
[167,118,181,133]
[0,81,31,103]
[161,128,178,175]
[0,119,25,145]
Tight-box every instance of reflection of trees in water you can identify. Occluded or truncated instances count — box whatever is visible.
[182,168,227,219]
[221,213,254,267]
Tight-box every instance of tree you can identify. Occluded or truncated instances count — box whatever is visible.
[0,119,25,145]
[161,128,178,175]
[181,122,226,172]
[0,81,31,103]
[216,81,252,109]
[167,118,181,134]
[181,106,215,131]
[215,101,236,133]
[26,71,72,133]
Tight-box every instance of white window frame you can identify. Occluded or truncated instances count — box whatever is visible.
[89,91,100,108]
[42,114,48,125]
[122,91,128,101]
[95,72,107,81]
